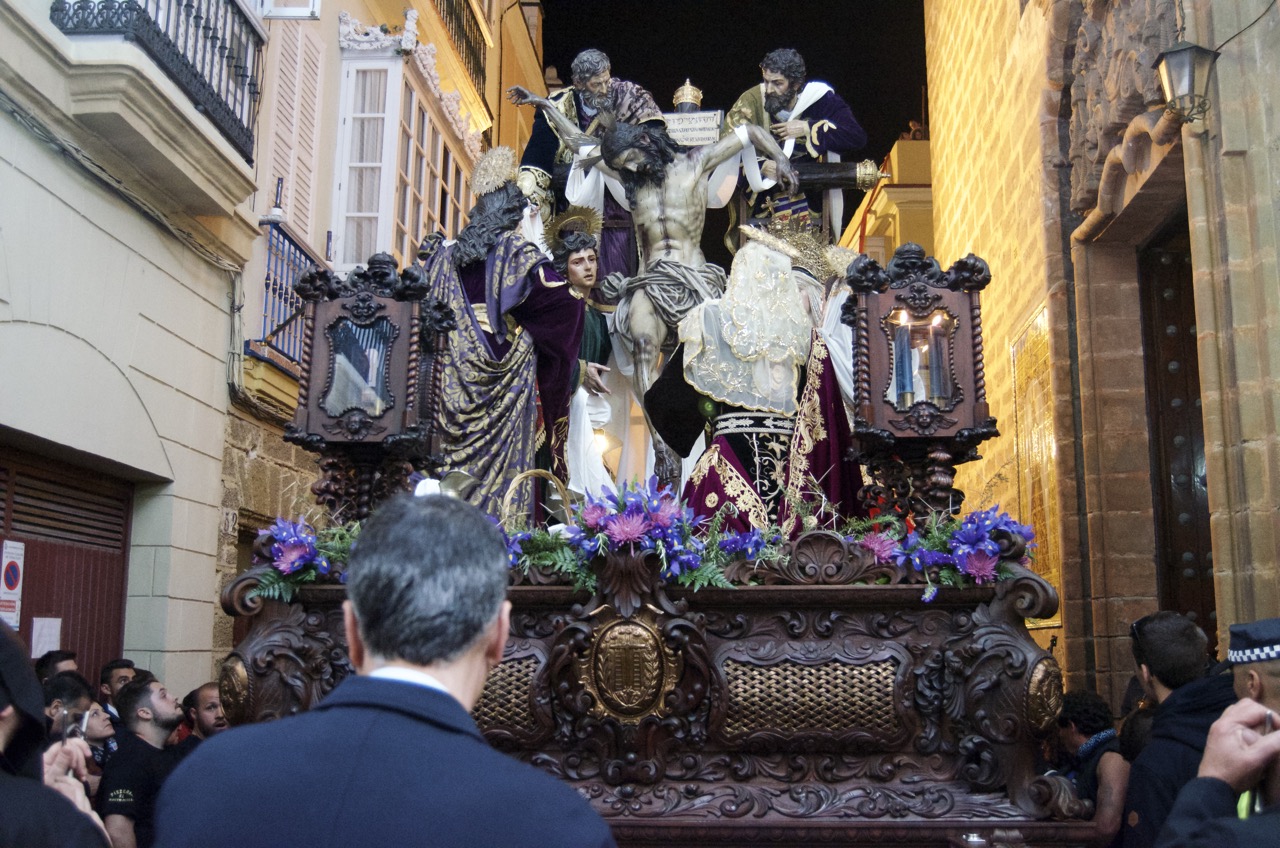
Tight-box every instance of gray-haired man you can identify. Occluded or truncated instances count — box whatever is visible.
[156,494,616,847]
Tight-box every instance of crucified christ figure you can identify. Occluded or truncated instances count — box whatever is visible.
[508,84,799,489]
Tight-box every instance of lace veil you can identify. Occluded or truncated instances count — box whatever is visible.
[678,239,812,415]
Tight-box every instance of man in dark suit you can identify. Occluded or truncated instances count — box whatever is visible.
[154,494,616,848]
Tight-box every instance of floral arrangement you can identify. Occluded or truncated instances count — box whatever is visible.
[249,518,360,602]
[507,477,779,591]
[879,505,1035,602]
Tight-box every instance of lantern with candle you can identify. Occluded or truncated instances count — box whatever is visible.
[841,243,998,521]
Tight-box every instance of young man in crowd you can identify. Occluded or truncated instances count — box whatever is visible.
[1123,611,1235,847]
[98,676,185,848]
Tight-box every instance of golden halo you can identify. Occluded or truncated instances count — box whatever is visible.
[545,205,603,256]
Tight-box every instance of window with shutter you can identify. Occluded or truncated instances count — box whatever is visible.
[332,25,476,271]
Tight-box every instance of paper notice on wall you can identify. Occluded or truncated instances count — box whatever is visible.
[31,618,61,658]
[0,540,24,629]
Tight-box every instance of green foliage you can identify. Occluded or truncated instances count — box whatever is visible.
[249,566,317,603]
[315,521,361,569]
[513,527,597,593]
[674,561,733,590]
[837,512,904,539]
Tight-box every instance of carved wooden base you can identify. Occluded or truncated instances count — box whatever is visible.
[221,535,1091,846]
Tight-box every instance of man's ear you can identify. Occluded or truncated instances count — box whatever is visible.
[485,601,512,669]
[343,601,367,672]
[99,683,111,702]
[1247,668,1265,701]
[44,699,63,722]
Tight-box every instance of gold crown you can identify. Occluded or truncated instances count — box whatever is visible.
[674,78,703,109]
[740,221,832,279]
[470,146,519,197]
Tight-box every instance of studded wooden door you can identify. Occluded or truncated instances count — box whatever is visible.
[1139,216,1215,650]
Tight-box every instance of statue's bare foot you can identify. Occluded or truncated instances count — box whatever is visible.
[654,443,681,493]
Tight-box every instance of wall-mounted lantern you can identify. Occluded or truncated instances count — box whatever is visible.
[1153,40,1219,123]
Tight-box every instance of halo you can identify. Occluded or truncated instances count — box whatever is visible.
[545,205,603,256]
[470,146,518,197]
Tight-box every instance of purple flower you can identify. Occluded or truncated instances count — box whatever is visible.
[858,532,897,563]
[649,496,682,529]
[719,529,765,560]
[919,549,956,569]
[891,532,925,571]
[948,520,999,560]
[505,529,532,567]
[580,503,610,531]
[565,526,603,558]
[271,538,316,575]
[921,583,939,603]
[261,518,320,575]
[604,512,651,545]
[964,551,999,584]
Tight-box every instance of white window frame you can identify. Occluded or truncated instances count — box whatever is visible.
[332,48,474,272]
[260,0,320,20]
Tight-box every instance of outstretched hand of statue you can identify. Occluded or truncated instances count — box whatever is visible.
[773,157,800,195]
[507,85,550,110]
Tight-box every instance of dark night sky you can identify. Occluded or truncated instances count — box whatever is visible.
[539,0,929,168]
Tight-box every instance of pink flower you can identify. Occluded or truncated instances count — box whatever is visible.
[580,503,610,531]
[648,496,681,529]
[273,540,315,575]
[964,551,999,585]
[858,532,897,563]
[604,512,651,546]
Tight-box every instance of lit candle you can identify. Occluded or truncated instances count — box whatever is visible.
[893,311,914,408]
[928,315,949,405]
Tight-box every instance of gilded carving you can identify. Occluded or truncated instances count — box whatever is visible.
[1025,657,1065,734]
[589,619,669,718]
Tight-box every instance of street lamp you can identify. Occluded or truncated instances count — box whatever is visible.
[1153,40,1220,122]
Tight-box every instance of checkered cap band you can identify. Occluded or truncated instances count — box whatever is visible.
[1227,644,1280,664]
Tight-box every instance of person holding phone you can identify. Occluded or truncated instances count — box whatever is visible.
[41,670,93,747]
[1,622,109,846]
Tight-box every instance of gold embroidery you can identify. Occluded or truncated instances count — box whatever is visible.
[539,266,569,288]
[700,445,770,530]
[807,119,836,159]
[783,333,831,529]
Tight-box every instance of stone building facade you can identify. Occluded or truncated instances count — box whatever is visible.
[0,0,546,689]
[925,0,1280,701]
[214,1,548,669]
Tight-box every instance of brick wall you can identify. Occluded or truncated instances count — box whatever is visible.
[213,412,320,675]
[924,0,1098,692]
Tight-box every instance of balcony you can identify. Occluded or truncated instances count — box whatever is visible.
[50,0,265,162]
[250,222,322,373]
[433,0,484,95]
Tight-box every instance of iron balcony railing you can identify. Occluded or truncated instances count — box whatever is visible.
[51,0,265,162]
[257,223,320,366]
[433,0,485,95]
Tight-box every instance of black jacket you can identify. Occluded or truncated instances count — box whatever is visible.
[1121,673,1236,848]
[1156,776,1280,847]
[156,676,616,848]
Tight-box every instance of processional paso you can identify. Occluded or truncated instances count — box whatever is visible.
[220,44,1093,848]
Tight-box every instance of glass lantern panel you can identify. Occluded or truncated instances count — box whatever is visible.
[323,316,396,417]
[885,308,955,411]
